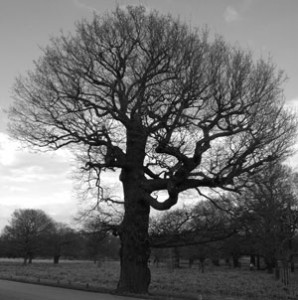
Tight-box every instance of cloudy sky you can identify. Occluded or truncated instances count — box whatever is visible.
[0,0,298,230]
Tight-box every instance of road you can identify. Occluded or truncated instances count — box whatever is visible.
[0,279,146,300]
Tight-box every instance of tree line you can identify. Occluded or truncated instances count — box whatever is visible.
[149,163,298,276]
[0,209,119,264]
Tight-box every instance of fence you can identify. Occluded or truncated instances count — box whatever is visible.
[278,261,298,299]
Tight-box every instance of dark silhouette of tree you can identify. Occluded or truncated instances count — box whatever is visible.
[2,209,55,264]
[8,6,297,293]
[81,215,109,263]
[149,199,235,248]
[238,164,298,273]
[47,222,78,264]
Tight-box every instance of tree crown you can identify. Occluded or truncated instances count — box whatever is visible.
[9,6,297,210]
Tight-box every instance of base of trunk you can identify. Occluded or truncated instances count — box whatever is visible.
[117,260,151,293]
[117,193,151,293]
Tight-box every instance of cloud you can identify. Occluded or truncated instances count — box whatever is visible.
[0,133,76,229]
[0,132,121,231]
[223,6,241,23]
[73,0,99,13]
[0,133,18,166]
[223,0,254,24]
[285,97,298,111]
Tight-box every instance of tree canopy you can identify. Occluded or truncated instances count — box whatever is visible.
[9,6,296,208]
[2,209,54,264]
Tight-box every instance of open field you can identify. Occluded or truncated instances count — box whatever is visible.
[0,259,297,299]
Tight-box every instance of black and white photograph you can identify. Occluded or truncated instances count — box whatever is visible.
[0,1,298,299]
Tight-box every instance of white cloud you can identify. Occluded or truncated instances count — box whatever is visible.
[0,133,18,166]
[0,132,76,230]
[224,6,241,23]
[285,97,298,111]
[73,0,99,13]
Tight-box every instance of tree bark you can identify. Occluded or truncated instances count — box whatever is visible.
[117,126,151,293]
[117,174,151,293]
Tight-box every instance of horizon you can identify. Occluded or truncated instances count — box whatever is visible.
[1,0,298,231]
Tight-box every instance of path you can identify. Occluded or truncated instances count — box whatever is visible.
[0,279,146,300]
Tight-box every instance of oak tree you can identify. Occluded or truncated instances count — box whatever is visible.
[9,6,297,293]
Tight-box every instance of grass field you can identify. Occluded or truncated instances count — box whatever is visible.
[0,258,297,299]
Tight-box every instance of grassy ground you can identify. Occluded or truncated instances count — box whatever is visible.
[0,259,297,300]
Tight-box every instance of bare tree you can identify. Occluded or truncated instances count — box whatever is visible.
[3,209,54,264]
[47,222,78,264]
[149,200,235,249]
[239,164,298,273]
[8,6,297,293]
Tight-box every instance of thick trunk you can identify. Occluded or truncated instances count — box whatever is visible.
[117,177,151,293]
[117,126,151,293]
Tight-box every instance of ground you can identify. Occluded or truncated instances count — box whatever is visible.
[0,258,297,299]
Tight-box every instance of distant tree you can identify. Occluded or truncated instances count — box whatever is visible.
[82,215,109,263]
[8,6,297,293]
[45,222,78,264]
[179,244,211,272]
[150,199,236,249]
[238,164,298,273]
[3,209,55,264]
[0,234,14,258]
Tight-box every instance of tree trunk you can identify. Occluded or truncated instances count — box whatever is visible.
[189,258,194,268]
[28,253,33,264]
[265,257,275,273]
[199,258,205,273]
[274,260,280,280]
[250,255,256,265]
[232,256,240,268]
[53,255,60,264]
[256,255,261,270]
[212,258,220,266]
[117,126,151,293]
[290,261,295,273]
[172,247,180,268]
[117,178,151,293]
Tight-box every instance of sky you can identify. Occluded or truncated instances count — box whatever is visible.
[0,0,298,230]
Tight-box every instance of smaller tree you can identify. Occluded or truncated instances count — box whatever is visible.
[3,209,55,264]
[45,223,79,264]
[150,199,236,249]
[83,216,109,263]
[238,164,298,273]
